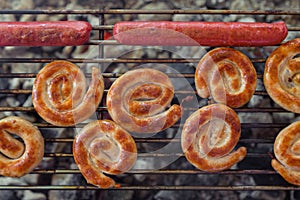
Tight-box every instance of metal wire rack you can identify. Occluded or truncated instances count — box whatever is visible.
[0,9,299,193]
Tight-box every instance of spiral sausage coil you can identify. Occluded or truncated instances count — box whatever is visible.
[73,120,137,188]
[264,38,300,113]
[0,116,44,177]
[181,104,246,172]
[32,61,104,126]
[195,47,257,108]
[107,68,182,134]
[272,121,300,186]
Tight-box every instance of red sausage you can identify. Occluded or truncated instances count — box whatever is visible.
[0,21,92,46]
[113,21,288,46]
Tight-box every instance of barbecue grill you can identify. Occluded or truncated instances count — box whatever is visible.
[0,6,300,200]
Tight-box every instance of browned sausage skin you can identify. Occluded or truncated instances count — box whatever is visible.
[73,120,137,188]
[32,61,104,126]
[107,68,182,134]
[181,104,246,172]
[0,116,44,177]
[113,21,287,46]
[195,47,257,108]
[0,21,92,46]
[264,38,300,114]
[272,121,300,186]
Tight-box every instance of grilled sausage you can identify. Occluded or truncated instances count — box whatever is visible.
[0,21,92,46]
[73,120,137,188]
[272,121,300,186]
[264,38,300,113]
[113,21,288,46]
[32,61,104,126]
[181,104,247,172]
[0,116,44,177]
[195,47,257,108]
[107,68,182,134]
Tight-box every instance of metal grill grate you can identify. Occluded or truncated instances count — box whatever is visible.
[0,9,299,192]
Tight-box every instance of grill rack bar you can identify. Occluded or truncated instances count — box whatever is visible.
[0,89,269,96]
[43,152,271,158]
[87,40,292,46]
[45,138,275,144]
[0,106,288,112]
[92,25,300,31]
[0,73,265,79]
[89,40,300,45]
[31,169,277,175]
[0,58,267,63]
[0,9,300,15]
[0,185,297,191]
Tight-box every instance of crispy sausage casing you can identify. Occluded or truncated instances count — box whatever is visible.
[181,104,246,172]
[107,68,182,134]
[73,120,137,188]
[114,21,287,46]
[272,121,300,186]
[264,38,300,113]
[0,21,92,46]
[0,116,44,177]
[32,61,104,126]
[195,47,257,108]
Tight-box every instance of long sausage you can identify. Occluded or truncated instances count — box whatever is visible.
[0,21,92,46]
[113,21,288,46]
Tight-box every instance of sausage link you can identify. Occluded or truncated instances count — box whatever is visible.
[0,21,92,46]
[113,21,288,46]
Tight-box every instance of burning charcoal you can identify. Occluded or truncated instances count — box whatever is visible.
[273,112,295,123]
[101,191,134,200]
[21,190,46,200]
[138,2,172,21]
[21,174,39,185]
[206,0,230,9]
[0,177,26,199]
[173,0,206,8]
[155,190,239,200]
[154,191,179,200]
[238,17,256,22]
[19,14,34,22]
[6,97,20,107]
[238,112,275,138]
[133,159,155,182]
[291,191,300,200]
[0,190,18,200]
[49,174,96,200]
[173,14,195,22]
[250,190,286,200]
